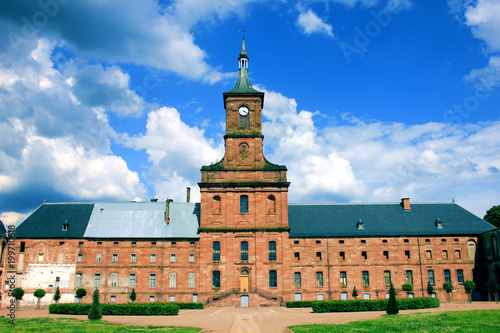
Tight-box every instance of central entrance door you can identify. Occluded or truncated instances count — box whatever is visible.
[240,269,249,292]
[241,295,249,307]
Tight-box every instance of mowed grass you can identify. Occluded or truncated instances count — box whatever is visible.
[0,316,201,332]
[288,309,500,333]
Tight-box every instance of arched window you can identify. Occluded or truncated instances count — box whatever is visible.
[467,240,477,261]
[267,195,276,213]
[492,235,499,260]
[213,270,220,288]
[212,241,220,262]
[213,195,221,213]
[240,195,249,213]
[269,241,277,261]
[0,241,5,263]
[241,241,249,261]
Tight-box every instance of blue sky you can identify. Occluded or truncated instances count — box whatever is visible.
[1,0,499,224]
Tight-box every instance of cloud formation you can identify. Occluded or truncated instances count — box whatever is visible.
[297,10,334,37]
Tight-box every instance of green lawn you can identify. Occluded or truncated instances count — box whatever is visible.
[288,310,500,333]
[0,317,201,332]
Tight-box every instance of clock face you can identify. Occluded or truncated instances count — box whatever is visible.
[238,106,249,116]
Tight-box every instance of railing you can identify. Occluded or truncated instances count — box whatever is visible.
[206,288,283,305]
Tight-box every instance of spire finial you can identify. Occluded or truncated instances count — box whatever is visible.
[239,26,247,39]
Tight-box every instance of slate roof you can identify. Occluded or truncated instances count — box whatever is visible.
[83,202,200,239]
[288,202,496,238]
[16,203,94,239]
[0,222,6,238]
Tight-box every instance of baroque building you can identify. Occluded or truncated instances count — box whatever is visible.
[4,39,498,307]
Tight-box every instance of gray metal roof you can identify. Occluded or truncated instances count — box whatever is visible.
[83,202,200,239]
[288,202,496,238]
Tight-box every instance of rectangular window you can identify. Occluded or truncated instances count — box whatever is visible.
[131,253,136,262]
[428,270,435,285]
[20,242,25,252]
[129,273,136,288]
[213,270,220,288]
[111,296,116,302]
[383,251,389,259]
[362,251,367,260]
[170,253,176,262]
[294,252,300,260]
[340,271,347,286]
[316,252,322,260]
[294,272,301,287]
[113,241,119,245]
[405,251,411,259]
[112,253,118,262]
[455,250,461,259]
[269,270,277,288]
[442,250,448,259]
[362,271,370,286]
[76,273,82,287]
[340,251,345,260]
[426,250,432,259]
[189,253,195,262]
[150,296,155,302]
[240,195,249,213]
[384,271,391,286]
[444,269,451,283]
[188,273,195,288]
[406,270,413,285]
[213,241,220,262]
[94,273,101,287]
[55,277,60,288]
[269,241,277,261]
[110,273,118,287]
[316,272,324,287]
[77,253,83,262]
[96,253,102,262]
[169,272,176,288]
[149,273,156,288]
[241,241,249,261]
[150,254,156,262]
[457,269,464,284]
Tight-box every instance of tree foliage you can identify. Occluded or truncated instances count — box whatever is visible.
[484,205,500,228]
[76,288,87,299]
[427,282,434,296]
[130,288,137,302]
[34,289,46,309]
[88,289,102,320]
[402,283,413,292]
[443,282,454,303]
[386,283,399,315]
[12,287,24,301]
[53,286,61,303]
[464,280,476,303]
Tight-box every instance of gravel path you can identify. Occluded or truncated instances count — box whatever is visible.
[3,302,500,333]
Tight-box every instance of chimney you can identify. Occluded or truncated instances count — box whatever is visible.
[165,198,173,224]
[401,198,411,210]
[186,187,191,203]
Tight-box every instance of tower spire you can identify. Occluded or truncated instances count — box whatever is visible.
[226,37,261,94]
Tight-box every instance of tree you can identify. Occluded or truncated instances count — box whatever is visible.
[33,289,46,310]
[402,283,413,297]
[129,288,137,302]
[386,283,399,315]
[88,289,102,320]
[484,205,500,228]
[463,280,476,303]
[427,282,435,297]
[12,288,25,309]
[75,288,87,303]
[352,286,358,299]
[486,278,499,302]
[443,282,454,303]
[53,286,61,303]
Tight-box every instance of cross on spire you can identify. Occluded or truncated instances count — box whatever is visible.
[239,26,247,39]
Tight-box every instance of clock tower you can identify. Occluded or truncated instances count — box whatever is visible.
[198,39,290,301]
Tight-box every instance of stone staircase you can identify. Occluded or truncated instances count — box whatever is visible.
[207,288,283,307]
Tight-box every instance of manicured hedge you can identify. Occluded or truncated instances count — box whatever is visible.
[312,297,440,313]
[286,301,321,308]
[172,302,204,309]
[49,303,179,316]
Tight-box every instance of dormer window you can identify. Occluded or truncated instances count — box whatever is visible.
[62,223,69,231]
[357,219,364,230]
[435,218,443,229]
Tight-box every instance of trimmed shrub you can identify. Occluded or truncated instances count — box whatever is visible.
[53,287,61,303]
[387,283,399,315]
[49,302,180,315]
[34,289,46,310]
[88,289,102,320]
[464,280,476,303]
[402,283,413,292]
[427,282,435,296]
[75,288,87,300]
[171,302,204,309]
[286,301,320,308]
[129,288,136,302]
[311,297,439,313]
